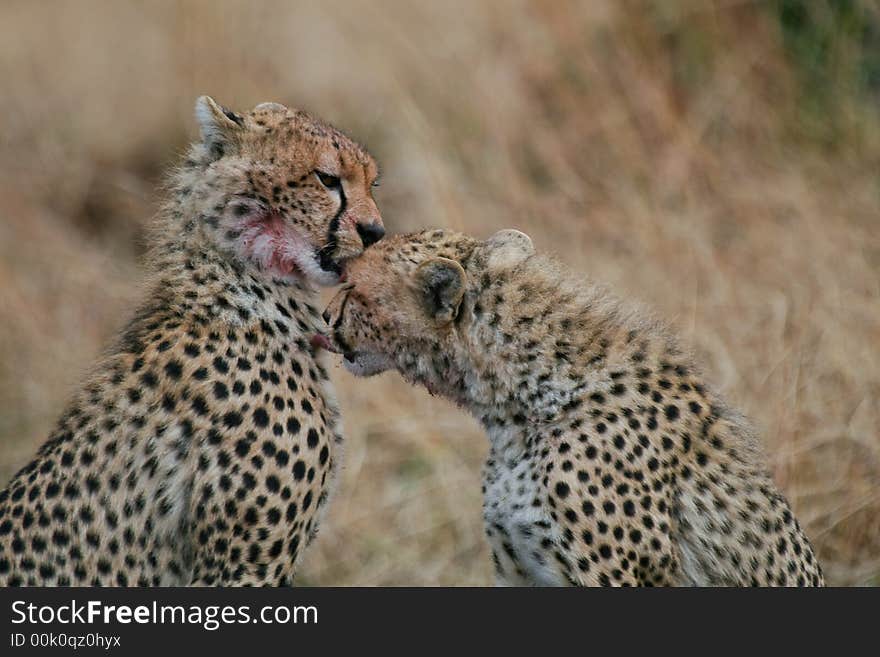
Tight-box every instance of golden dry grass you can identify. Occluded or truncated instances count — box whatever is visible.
[0,0,878,585]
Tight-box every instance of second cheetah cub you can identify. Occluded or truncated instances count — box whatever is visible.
[321,228,824,586]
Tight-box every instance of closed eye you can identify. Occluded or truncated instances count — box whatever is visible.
[332,285,354,329]
[315,171,341,189]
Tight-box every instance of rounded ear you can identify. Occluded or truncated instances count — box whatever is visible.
[415,258,466,325]
[195,96,244,159]
[485,229,534,270]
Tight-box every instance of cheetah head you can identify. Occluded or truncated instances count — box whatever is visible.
[320,228,534,392]
[186,96,384,286]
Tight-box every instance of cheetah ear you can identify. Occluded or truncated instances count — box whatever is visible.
[485,229,534,270]
[195,96,244,159]
[415,258,466,325]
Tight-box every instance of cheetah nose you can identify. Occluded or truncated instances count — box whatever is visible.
[356,222,385,249]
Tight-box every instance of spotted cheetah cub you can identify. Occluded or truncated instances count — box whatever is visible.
[0,97,384,586]
[321,229,824,586]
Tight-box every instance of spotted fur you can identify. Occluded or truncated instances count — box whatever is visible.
[322,229,824,587]
[0,97,384,586]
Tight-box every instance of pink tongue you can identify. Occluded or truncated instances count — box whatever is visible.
[310,333,333,351]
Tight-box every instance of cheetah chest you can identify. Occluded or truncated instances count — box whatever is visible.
[481,434,567,586]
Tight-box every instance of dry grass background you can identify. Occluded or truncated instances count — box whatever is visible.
[0,0,878,585]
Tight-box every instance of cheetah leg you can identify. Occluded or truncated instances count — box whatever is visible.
[186,466,308,586]
[490,545,535,586]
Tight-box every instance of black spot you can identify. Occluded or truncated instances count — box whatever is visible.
[286,503,298,522]
[191,395,209,416]
[214,381,229,400]
[223,411,243,428]
[164,360,183,380]
[253,408,269,428]
[292,460,306,481]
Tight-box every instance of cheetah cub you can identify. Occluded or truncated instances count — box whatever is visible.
[321,229,824,586]
[0,97,384,586]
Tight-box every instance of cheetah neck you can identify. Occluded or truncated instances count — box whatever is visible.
[444,257,658,435]
[143,190,322,336]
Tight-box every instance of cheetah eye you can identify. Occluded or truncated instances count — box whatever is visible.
[315,171,341,189]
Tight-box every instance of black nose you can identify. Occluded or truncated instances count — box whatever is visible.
[322,309,331,324]
[356,222,385,248]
